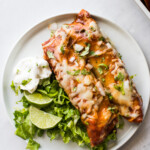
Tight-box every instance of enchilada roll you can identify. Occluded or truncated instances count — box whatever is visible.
[71,9,143,123]
[42,14,117,146]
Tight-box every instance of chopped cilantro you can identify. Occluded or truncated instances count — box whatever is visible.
[108,106,118,113]
[98,63,109,70]
[22,79,32,86]
[116,115,124,129]
[66,70,80,76]
[89,51,95,56]
[73,87,77,92]
[85,30,88,36]
[50,30,55,37]
[60,45,65,54]
[42,66,48,68]
[81,69,91,75]
[28,69,31,72]
[90,26,96,32]
[101,57,105,62]
[80,43,90,56]
[106,93,113,101]
[114,82,125,95]
[16,69,20,74]
[99,36,105,42]
[47,51,54,58]
[118,53,122,59]
[102,78,105,82]
[10,81,20,95]
[130,74,136,79]
[67,69,90,76]
[93,86,97,91]
[115,72,124,81]
[98,67,103,75]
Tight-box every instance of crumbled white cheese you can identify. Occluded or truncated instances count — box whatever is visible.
[74,44,84,52]
[13,57,51,93]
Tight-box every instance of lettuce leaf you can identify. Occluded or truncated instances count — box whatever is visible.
[26,138,40,150]
[14,110,37,140]
[17,96,30,108]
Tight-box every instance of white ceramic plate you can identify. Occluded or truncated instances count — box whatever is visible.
[2,13,150,150]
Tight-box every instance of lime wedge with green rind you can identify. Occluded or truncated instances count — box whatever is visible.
[29,106,62,129]
[24,91,52,107]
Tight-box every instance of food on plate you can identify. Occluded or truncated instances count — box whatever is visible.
[13,57,52,93]
[142,0,150,11]
[42,12,118,147]
[52,9,143,123]
[29,106,62,129]
[24,91,53,107]
[10,9,143,150]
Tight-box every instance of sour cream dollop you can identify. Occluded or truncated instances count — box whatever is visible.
[13,57,52,93]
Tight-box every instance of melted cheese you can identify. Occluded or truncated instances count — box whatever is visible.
[109,80,132,107]
[55,29,67,54]
[83,75,93,85]
[77,83,93,100]
[96,81,105,96]
[111,59,124,75]
[74,44,84,52]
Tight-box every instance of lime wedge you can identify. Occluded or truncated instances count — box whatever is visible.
[29,106,62,129]
[24,91,52,107]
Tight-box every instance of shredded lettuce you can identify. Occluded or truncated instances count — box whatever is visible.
[116,115,124,129]
[10,81,20,95]
[14,110,37,140]
[16,96,30,108]
[26,138,40,150]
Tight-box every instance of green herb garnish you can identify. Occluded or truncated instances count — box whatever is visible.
[28,69,31,72]
[60,45,65,54]
[67,70,80,76]
[81,69,91,75]
[47,51,54,58]
[16,69,20,74]
[116,115,124,129]
[89,51,95,56]
[98,63,109,70]
[114,82,125,95]
[98,67,103,75]
[115,72,124,81]
[22,79,32,86]
[108,106,118,113]
[10,81,20,95]
[50,30,55,37]
[73,87,77,92]
[90,26,96,32]
[99,36,105,42]
[106,93,113,101]
[101,57,105,62]
[102,78,105,82]
[130,74,136,79]
[118,53,122,59]
[80,43,90,56]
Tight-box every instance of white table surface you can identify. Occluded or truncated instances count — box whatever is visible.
[0,0,150,149]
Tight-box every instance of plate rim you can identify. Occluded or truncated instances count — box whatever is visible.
[2,12,150,150]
